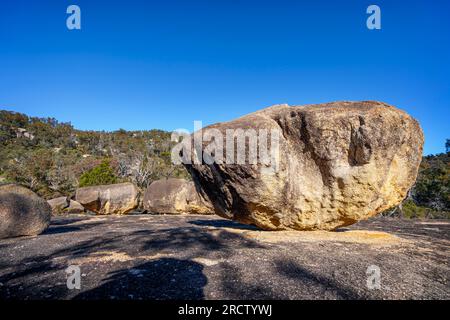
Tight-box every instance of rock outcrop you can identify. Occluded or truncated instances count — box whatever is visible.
[185,101,424,230]
[48,197,69,215]
[48,197,85,215]
[0,184,51,238]
[143,178,213,214]
[75,183,139,215]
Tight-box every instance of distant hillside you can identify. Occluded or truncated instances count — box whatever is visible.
[0,110,189,199]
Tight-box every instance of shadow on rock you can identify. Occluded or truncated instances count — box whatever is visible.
[189,219,260,230]
[139,226,265,256]
[74,258,207,300]
[216,259,363,300]
[274,258,362,299]
[49,217,90,226]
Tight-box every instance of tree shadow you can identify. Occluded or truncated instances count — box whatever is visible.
[273,258,362,300]
[189,219,260,230]
[49,217,91,226]
[0,261,70,299]
[0,216,269,299]
[218,262,283,299]
[215,258,363,300]
[74,258,207,300]
[138,226,265,257]
[42,222,103,235]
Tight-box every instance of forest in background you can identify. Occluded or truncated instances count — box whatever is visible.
[0,109,448,218]
[0,110,189,199]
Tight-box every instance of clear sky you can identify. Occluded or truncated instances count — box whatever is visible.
[0,0,449,155]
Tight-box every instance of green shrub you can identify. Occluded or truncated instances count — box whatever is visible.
[79,160,117,187]
[413,152,450,211]
[401,199,450,219]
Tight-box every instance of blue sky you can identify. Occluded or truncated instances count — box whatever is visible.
[0,0,449,155]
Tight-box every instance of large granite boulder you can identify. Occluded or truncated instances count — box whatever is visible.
[0,184,51,238]
[75,183,139,215]
[185,101,424,230]
[143,178,213,214]
[48,197,85,215]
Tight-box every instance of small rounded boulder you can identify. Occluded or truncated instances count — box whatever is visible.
[0,184,51,239]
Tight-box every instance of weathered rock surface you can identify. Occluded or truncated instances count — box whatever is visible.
[75,183,139,215]
[0,184,51,238]
[48,197,85,215]
[185,101,424,230]
[143,178,213,214]
[0,215,448,300]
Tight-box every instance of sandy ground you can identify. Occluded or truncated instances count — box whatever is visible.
[0,214,448,300]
